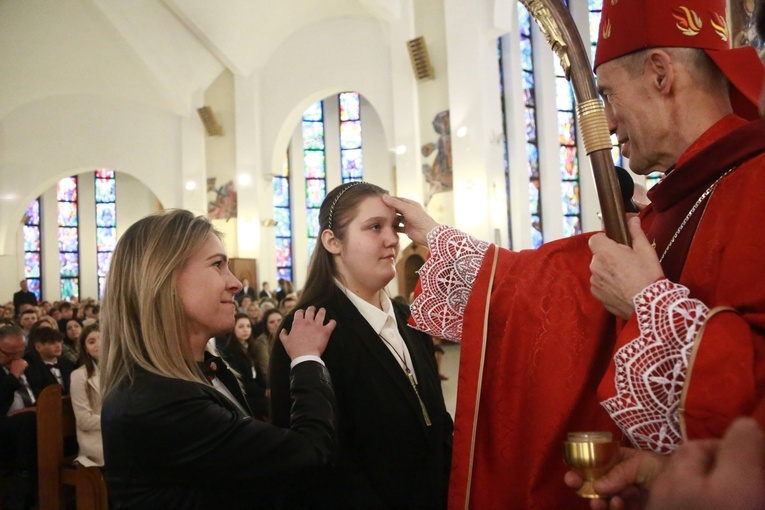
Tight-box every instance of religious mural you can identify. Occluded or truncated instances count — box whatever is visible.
[421,110,453,205]
[207,178,237,220]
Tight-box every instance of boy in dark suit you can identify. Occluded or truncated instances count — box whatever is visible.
[26,327,75,396]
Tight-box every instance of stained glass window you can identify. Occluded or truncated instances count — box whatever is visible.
[555,53,582,237]
[95,169,116,298]
[498,38,513,249]
[519,2,543,247]
[57,176,79,300]
[339,92,363,183]
[304,100,326,260]
[274,154,293,282]
[23,199,43,301]
[589,0,624,168]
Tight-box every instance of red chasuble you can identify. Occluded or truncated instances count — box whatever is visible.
[432,116,765,510]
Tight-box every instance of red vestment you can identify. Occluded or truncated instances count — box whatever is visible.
[411,116,765,509]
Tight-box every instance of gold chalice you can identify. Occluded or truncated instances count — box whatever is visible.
[563,431,619,499]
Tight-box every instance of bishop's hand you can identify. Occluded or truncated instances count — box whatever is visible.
[588,217,664,319]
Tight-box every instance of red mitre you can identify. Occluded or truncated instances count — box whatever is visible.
[593,0,764,120]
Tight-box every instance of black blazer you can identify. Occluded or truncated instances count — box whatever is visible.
[0,366,25,415]
[102,362,337,510]
[24,354,75,396]
[271,290,453,510]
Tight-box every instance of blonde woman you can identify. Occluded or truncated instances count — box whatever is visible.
[100,209,337,510]
[69,323,103,467]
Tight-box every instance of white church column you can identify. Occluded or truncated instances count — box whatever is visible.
[443,0,509,244]
[234,72,267,275]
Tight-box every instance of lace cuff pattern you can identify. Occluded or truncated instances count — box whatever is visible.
[409,226,490,342]
[601,279,709,453]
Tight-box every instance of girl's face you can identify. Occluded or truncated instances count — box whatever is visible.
[326,196,399,303]
[266,312,283,335]
[66,320,82,341]
[234,317,252,342]
[85,331,100,359]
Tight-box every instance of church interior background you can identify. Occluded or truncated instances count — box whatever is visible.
[1,0,761,307]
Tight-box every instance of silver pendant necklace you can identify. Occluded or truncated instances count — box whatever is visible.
[379,334,432,426]
[658,166,735,264]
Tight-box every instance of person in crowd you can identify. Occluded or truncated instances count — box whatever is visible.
[69,323,104,467]
[238,295,253,314]
[58,302,74,321]
[247,302,262,337]
[60,318,82,364]
[275,279,287,303]
[82,304,99,321]
[382,0,765,503]
[259,281,274,299]
[17,309,37,340]
[100,209,337,510]
[25,327,75,396]
[1,305,15,322]
[0,325,38,509]
[12,280,37,318]
[278,295,297,315]
[252,308,284,389]
[48,306,61,323]
[270,182,453,509]
[30,317,56,333]
[235,277,257,305]
[216,313,270,421]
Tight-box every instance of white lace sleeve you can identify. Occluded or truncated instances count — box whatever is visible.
[601,279,710,454]
[409,225,490,342]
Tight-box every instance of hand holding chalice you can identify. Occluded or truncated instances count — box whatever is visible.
[564,431,619,499]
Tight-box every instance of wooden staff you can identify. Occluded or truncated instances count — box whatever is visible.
[520,0,631,246]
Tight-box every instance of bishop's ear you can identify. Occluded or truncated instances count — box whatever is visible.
[321,229,342,255]
[646,49,674,94]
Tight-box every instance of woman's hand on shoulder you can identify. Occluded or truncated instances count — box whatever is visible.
[279,306,336,359]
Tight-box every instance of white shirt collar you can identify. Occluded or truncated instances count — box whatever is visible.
[334,279,396,335]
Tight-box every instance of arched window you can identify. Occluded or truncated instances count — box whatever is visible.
[339,92,363,183]
[23,199,43,301]
[274,153,293,282]
[57,176,80,301]
[95,169,116,299]
[303,100,326,259]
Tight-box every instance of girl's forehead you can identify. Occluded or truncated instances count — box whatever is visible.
[353,195,395,218]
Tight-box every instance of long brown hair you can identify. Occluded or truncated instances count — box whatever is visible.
[294,182,388,311]
[77,323,100,379]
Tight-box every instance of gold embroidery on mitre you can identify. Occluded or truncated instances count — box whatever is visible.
[709,11,729,41]
[672,6,702,36]
[611,0,618,5]
[603,17,612,39]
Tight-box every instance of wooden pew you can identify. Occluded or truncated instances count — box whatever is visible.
[36,384,108,510]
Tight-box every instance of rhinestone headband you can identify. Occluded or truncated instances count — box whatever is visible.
[327,181,363,231]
